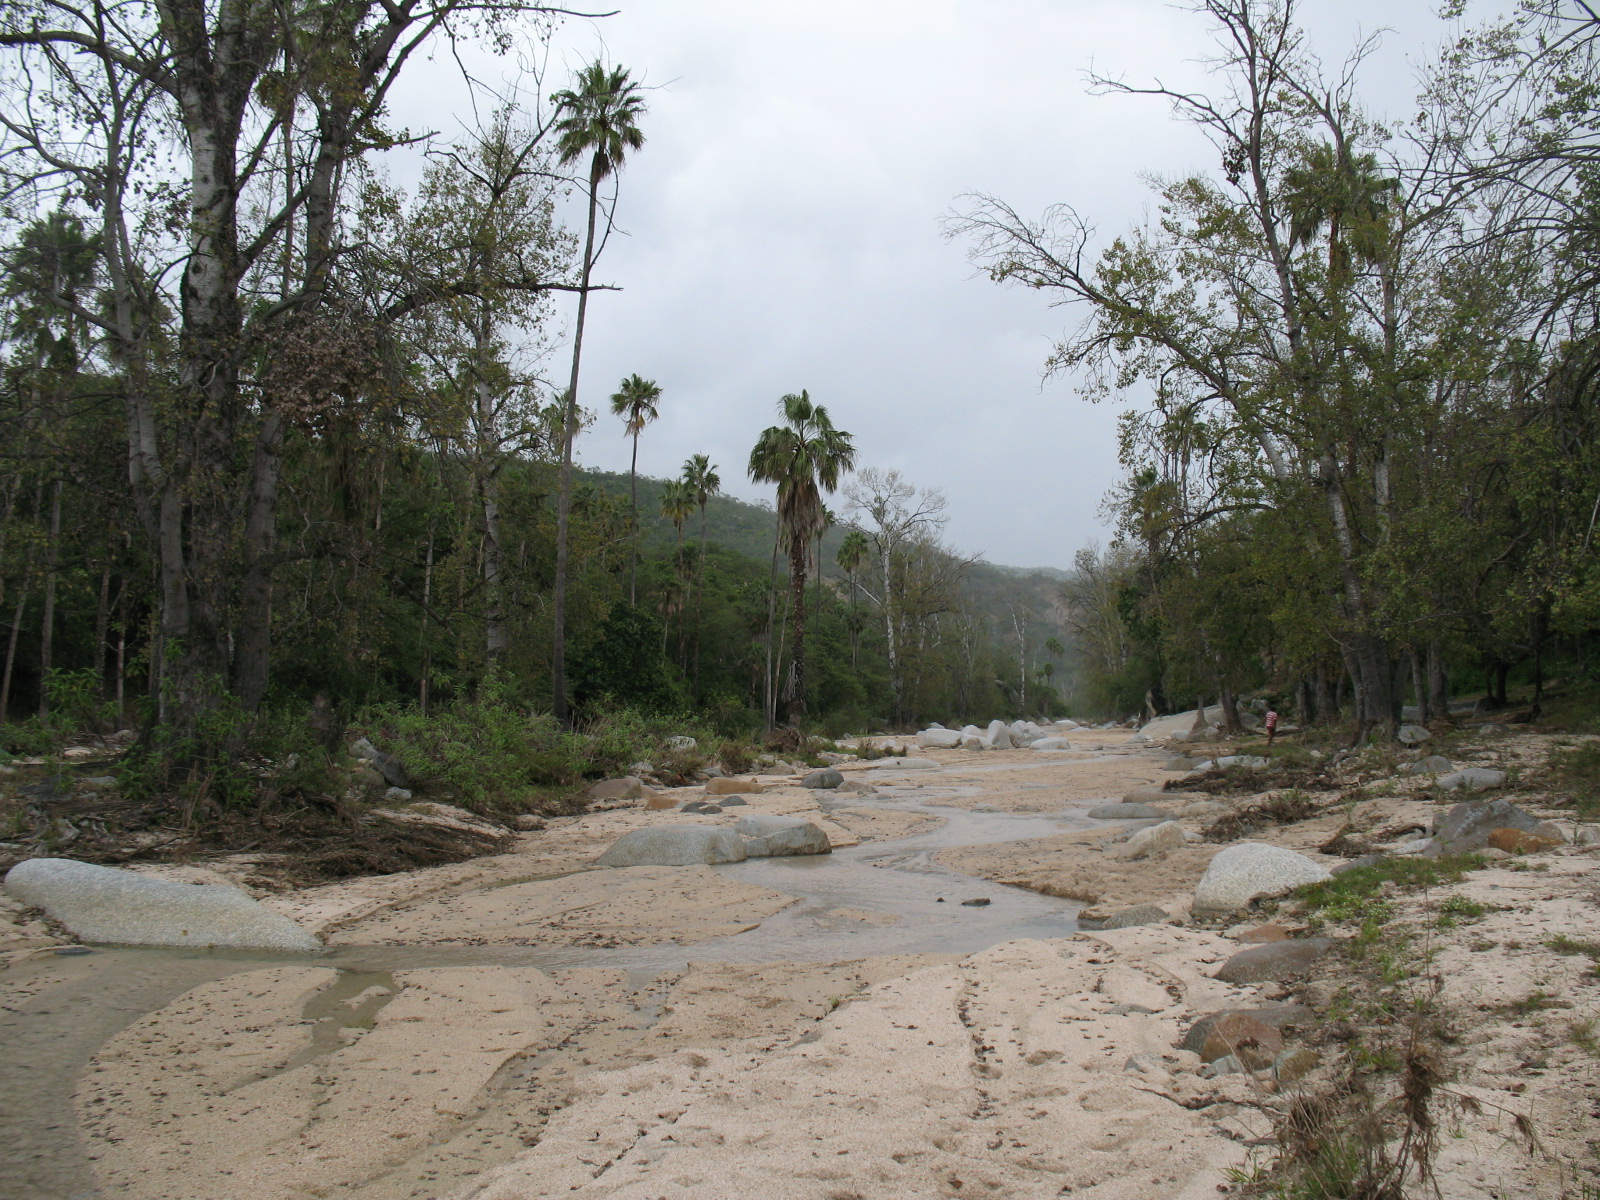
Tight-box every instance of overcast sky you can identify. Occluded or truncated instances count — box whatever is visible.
[398,1,1486,570]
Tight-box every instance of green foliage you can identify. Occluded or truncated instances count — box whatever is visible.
[571,604,681,714]
[1296,856,1482,929]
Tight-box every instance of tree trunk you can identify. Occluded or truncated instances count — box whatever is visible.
[628,431,640,605]
[37,478,62,718]
[551,155,603,723]
[1,585,29,722]
[1408,646,1427,722]
[93,565,113,698]
[786,538,809,724]
[764,514,780,731]
[1427,643,1448,719]
[232,412,284,713]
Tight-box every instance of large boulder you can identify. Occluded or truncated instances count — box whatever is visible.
[959,735,984,751]
[1214,938,1333,983]
[1436,768,1507,792]
[706,776,764,795]
[1112,821,1187,861]
[1215,755,1269,769]
[801,768,844,790]
[594,827,748,867]
[1054,720,1080,731]
[1137,706,1226,741]
[984,720,1014,749]
[915,728,963,749]
[1088,802,1169,820]
[734,814,831,858]
[1433,798,1564,852]
[4,858,321,950]
[1192,843,1331,914]
[586,776,643,801]
[350,737,409,788]
[664,735,697,751]
[1029,737,1073,750]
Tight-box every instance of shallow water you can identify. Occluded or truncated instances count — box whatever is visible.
[0,790,1103,1197]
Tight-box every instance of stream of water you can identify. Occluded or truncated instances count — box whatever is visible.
[0,775,1116,1198]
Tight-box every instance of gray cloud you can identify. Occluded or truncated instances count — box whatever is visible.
[396,0,1492,567]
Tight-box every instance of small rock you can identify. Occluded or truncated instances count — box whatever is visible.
[1088,802,1169,820]
[1112,821,1186,861]
[664,736,697,751]
[1273,1046,1321,1084]
[383,787,413,802]
[1215,938,1333,984]
[706,777,764,796]
[354,767,388,791]
[1215,755,1270,769]
[1486,827,1562,854]
[1236,923,1291,943]
[1123,1052,1168,1075]
[960,897,992,907]
[719,796,748,807]
[1028,737,1073,750]
[1435,768,1507,793]
[512,814,547,831]
[1397,724,1433,745]
[802,768,844,790]
[1183,1006,1314,1058]
[1434,797,1563,851]
[78,776,118,791]
[645,792,677,811]
[1331,854,1386,875]
[700,804,724,814]
[1201,1054,1245,1078]
[1077,903,1168,931]
[1164,756,1200,771]
[1399,755,1454,776]
[679,802,708,813]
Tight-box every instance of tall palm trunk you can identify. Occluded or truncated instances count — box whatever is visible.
[628,429,641,604]
[551,155,602,722]
[787,537,809,724]
[764,514,780,730]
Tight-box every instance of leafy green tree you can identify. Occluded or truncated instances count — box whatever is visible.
[550,62,647,722]
[748,391,856,724]
[609,373,662,604]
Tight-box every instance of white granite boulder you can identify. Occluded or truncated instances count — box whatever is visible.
[985,720,1014,749]
[915,728,963,749]
[1029,737,1073,750]
[4,858,321,950]
[1112,820,1187,861]
[735,814,832,858]
[594,827,748,867]
[1192,843,1331,914]
[1397,724,1432,746]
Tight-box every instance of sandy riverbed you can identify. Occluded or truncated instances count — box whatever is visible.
[4,725,1598,1199]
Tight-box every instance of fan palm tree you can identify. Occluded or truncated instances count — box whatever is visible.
[549,62,647,722]
[682,453,721,693]
[1281,142,1396,282]
[748,391,856,724]
[837,528,870,671]
[611,373,662,604]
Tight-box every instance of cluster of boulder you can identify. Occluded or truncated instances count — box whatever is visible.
[914,717,1105,751]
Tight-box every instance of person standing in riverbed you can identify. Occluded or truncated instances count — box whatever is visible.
[1264,708,1279,747]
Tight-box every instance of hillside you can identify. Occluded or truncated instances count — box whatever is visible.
[581,467,1077,693]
